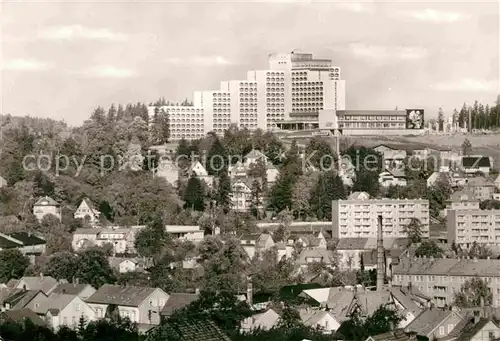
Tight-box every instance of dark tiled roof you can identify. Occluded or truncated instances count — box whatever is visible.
[161,293,199,316]
[33,196,59,206]
[0,236,21,249]
[368,329,412,341]
[51,283,90,296]
[336,238,368,250]
[462,156,491,168]
[456,318,498,341]
[405,309,455,336]
[8,232,46,246]
[86,284,158,307]
[159,318,232,341]
[0,308,46,326]
[5,290,43,310]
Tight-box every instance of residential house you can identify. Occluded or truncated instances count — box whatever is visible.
[155,158,180,186]
[50,282,96,300]
[230,178,264,213]
[339,156,356,187]
[9,275,58,295]
[461,156,493,175]
[0,176,6,188]
[439,149,462,169]
[33,196,61,222]
[442,190,480,218]
[466,177,496,201]
[348,191,371,200]
[335,237,408,272]
[2,290,46,311]
[405,308,465,340]
[265,164,280,184]
[74,198,101,225]
[155,317,232,340]
[379,169,407,188]
[453,317,500,341]
[365,330,414,341]
[288,231,327,250]
[108,257,150,273]
[373,145,407,169]
[241,309,280,332]
[300,309,339,334]
[86,284,169,327]
[412,147,437,161]
[187,161,214,188]
[0,232,46,255]
[26,293,95,330]
[160,292,199,319]
[228,161,249,179]
[392,257,500,307]
[0,308,46,326]
[428,171,454,188]
[72,227,142,254]
[244,149,268,167]
[300,286,429,330]
[296,249,336,268]
[165,225,204,243]
[240,233,275,259]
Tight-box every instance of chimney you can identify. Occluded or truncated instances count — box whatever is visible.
[247,276,253,307]
[376,215,385,292]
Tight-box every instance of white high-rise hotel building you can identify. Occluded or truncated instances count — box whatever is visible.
[148,51,346,140]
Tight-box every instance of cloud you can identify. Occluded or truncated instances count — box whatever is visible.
[165,55,235,66]
[347,43,428,61]
[76,65,137,78]
[3,59,51,71]
[39,25,127,41]
[433,79,498,92]
[398,9,468,23]
[334,2,372,13]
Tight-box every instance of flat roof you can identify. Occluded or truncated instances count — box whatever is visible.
[336,110,407,116]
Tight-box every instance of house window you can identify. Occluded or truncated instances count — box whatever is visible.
[76,303,81,311]
[439,326,445,335]
[63,317,68,325]
[448,324,454,333]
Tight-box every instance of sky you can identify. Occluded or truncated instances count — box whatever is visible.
[1,0,499,126]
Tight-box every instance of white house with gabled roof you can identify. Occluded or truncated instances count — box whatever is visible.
[187,161,214,188]
[33,196,61,222]
[74,198,101,225]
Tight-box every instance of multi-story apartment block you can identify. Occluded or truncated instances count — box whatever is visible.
[447,209,500,249]
[392,256,500,308]
[148,51,346,139]
[331,198,430,239]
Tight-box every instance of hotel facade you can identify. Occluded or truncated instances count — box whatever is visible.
[149,51,346,140]
[150,51,426,140]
